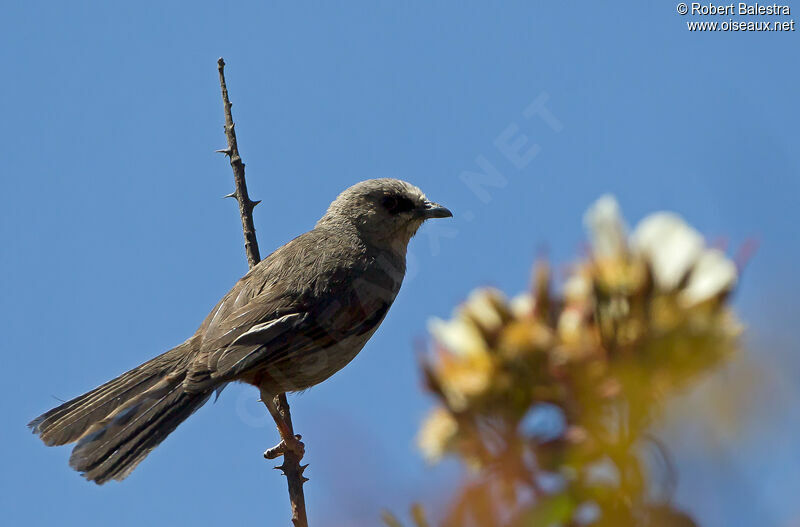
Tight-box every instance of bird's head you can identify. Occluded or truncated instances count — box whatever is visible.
[318,178,452,247]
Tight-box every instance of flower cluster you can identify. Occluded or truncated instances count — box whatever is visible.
[413,196,742,527]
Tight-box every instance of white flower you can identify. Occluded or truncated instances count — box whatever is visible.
[464,288,506,333]
[428,317,487,358]
[417,407,459,463]
[631,212,704,290]
[558,306,586,344]
[584,194,628,259]
[510,293,534,318]
[429,288,507,356]
[563,272,591,304]
[680,248,738,307]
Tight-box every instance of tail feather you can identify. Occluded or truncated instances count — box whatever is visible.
[28,344,191,446]
[97,391,210,483]
[69,372,211,484]
[29,342,210,484]
[29,370,163,446]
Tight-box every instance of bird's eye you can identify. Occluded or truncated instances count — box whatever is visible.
[381,195,416,215]
[382,195,398,212]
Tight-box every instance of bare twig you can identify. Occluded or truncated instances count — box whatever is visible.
[217,57,262,268]
[217,57,309,527]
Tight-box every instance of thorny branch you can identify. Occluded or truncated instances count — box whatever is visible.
[217,58,262,268]
[217,57,310,527]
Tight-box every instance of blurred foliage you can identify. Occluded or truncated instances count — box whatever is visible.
[392,196,744,527]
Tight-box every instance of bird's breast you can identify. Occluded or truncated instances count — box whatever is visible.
[256,261,403,393]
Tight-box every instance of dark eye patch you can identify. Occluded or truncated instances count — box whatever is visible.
[381,194,416,214]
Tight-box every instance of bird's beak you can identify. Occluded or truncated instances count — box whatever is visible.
[419,200,453,219]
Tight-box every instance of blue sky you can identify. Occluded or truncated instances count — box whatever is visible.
[1,2,798,526]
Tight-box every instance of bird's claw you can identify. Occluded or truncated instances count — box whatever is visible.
[264,434,304,460]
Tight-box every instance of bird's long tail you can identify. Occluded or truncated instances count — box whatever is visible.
[28,341,213,484]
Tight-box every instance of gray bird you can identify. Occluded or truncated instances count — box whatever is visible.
[29,178,452,484]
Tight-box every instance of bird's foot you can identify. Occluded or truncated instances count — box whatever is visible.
[264,434,305,460]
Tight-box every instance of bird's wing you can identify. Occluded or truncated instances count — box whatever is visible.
[209,311,314,379]
[196,230,323,355]
[208,289,394,382]
[194,269,320,381]
[188,227,400,388]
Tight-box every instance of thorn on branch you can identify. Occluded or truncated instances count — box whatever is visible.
[216,147,232,156]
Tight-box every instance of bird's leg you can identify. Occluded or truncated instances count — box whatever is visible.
[261,389,305,460]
